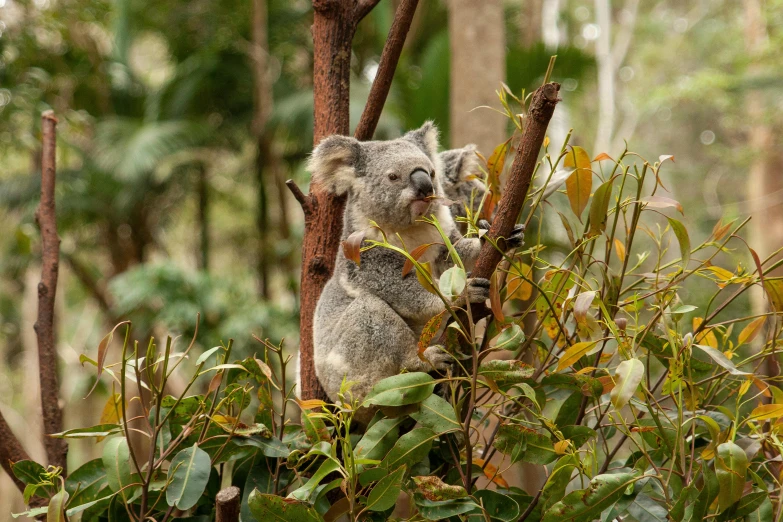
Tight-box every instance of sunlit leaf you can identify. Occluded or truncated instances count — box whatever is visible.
[738,317,766,346]
[564,146,592,219]
[747,404,783,423]
[640,195,683,214]
[557,341,600,371]
[611,358,644,410]
[614,238,626,262]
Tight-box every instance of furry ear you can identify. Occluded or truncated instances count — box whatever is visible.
[308,135,362,195]
[440,144,479,185]
[404,121,440,160]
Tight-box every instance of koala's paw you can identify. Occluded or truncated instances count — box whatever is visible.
[454,277,490,307]
[503,223,526,250]
[422,345,454,371]
[477,219,491,231]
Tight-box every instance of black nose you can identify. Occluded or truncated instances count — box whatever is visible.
[411,169,434,199]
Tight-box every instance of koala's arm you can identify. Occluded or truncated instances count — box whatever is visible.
[434,231,481,274]
[346,245,446,321]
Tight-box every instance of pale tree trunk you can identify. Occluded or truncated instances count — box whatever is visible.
[593,0,614,155]
[448,0,506,155]
[744,0,782,376]
[519,0,542,48]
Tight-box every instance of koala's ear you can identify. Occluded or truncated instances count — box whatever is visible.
[308,135,362,195]
[404,121,440,160]
[440,144,479,184]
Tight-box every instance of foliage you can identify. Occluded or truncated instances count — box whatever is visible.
[13,88,783,521]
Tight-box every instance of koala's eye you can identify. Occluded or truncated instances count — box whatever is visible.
[388,173,399,181]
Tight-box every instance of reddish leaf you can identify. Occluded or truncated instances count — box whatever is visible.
[403,243,437,277]
[490,271,505,323]
[86,320,130,398]
[208,370,224,394]
[659,155,675,164]
[418,311,445,361]
[640,196,683,214]
[593,152,613,162]
[342,230,366,266]
[712,218,735,241]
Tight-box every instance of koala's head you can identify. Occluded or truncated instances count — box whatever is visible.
[308,122,444,230]
[439,145,485,220]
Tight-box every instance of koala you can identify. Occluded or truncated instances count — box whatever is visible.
[309,122,521,420]
[439,144,486,232]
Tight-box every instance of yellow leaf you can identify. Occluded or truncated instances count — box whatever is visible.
[748,404,783,423]
[506,261,533,301]
[692,318,718,348]
[416,262,438,295]
[738,317,766,346]
[554,440,571,454]
[97,393,123,442]
[557,341,600,371]
[297,399,327,410]
[754,377,771,398]
[738,379,752,399]
[473,458,509,489]
[614,239,625,263]
[543,136,550,148]
[564,146,592,219]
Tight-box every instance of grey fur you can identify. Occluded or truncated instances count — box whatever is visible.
[439,144,486,230]
[309,122,487,420]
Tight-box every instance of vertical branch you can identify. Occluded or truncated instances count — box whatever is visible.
[35,111,67,472]
[296,0,418,401]
[197,163,210,271]
[471,83,561,280]
[354,0,419,141]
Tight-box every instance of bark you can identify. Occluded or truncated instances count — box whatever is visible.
[471,84,560,280]
[215,486,241,522]
[252,0,273,300]
[0,411,31,493]
[593,0,614,155]
[295,0,417,400]
[744,0,782,377]
[34,111,67,472]
[448,0,506,155]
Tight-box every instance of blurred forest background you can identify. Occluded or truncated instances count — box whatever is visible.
[1,0,782,515]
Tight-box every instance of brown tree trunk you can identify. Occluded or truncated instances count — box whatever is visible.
[295,0,414,400]
[448,0,506,155]
[35,111,67,472]
[197,162,210,271]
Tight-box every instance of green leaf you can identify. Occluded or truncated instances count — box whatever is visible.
[610,358,644,410]
[248,490,324,522]
[667,217,691,270]
[196,346,222,365]
[542,373,603,398]
[626,494,667,521]
[559,425,596,448]
[541,472,638,522]
[540,456,578,511]
[470,489,520,521]
[414,493,481,520]
[410,394,461,434]
[716,442,749,512]
[166,443,212,510]
[366,465,406,511]
[717,490,767,521]
[355,417,405,461]
[439,266,467,300]
[382,428,437,470]
[301,409,330,444]
[363,373,436,407]
[11,507,48,519]
[102,437,133,496]
[588,179,614,238]
[47,487,69,522]
[11,460,48,487]
[234,434,290,458]
[478,360,535,389]
[493,425,556,465]
[288,458,340,502]
[693,344,750,376]
[51,424,122,438]
[744,497,774,522]
[494,324,526,351]
[554,392,582,427]
[65,459,108,508]
[241,457,275,522]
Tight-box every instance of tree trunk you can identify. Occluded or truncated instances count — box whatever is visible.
[593,0,614,155]
[197,162,210,272]
[519,0,542,48]
[448,0,506,155]
[744,0,782,376]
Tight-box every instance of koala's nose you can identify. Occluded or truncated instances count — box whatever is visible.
[411,169,434,199]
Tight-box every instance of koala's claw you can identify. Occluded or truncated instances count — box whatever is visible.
[504,223,526,250]
[454,277,490,306]
[422,345,454,371]
[477,219,491,231]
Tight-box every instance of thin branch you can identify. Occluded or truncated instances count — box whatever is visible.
[35,111,67,472]
[354,0,382,23]
[354,0,419,141]
[62,251,114,314]
[286,179,310,212]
